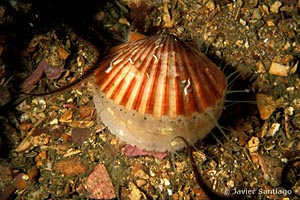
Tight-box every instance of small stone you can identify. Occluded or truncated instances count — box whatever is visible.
[226,180,235,188]
[248,137,260,153]
[167,188,172,196]
[79,106,95,121]
[176,26,184,35]
[134,169,149,180]
[244,40,249,48]
[59,109,73,123]
[136,179,147,187]
[14,173,28,190]
[22,174,29,181]
[256,94,277,120]
[128,182,146,200]
[162,178,170,186]
[257,94,285,120]
[31,133,51,147]
[256,61,266,73]
[71,127,91,145]
[192,151,207,164]
[293,98,300,109]
[292,181,300,196]
[239,18,246,26]
[286,107,294,116]
[262,5,269,14]
[269,62,289,76]
[206,0,215,10]
[19,123,33,132]
[119,18,130,26]
[266,123,280,137]
[252,8,262,20]
[49,118,58,125]
[84,163,116,199]
[32,98,47,113]
[110,138,118,145]
[266,20,276,27]
[287,87,294,92]
[53,156,88,176]
[57,47,69,60]
[35,150,47,167]
[270,1,282,14]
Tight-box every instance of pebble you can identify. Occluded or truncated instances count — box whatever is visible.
[266,123,280,137]
[134,169,149,180]
[19,123,33,132]
[53,156,88,176]
[269,62,289,76]
[256,93,284,120]
[256,93,276,120]
[248,137,260,153]
[251,8,262,20]
[14,173,28,190]
[136,179,147,187]
[84,163,116,199]
[128,182,146,200]
[270,1,282,14]
[59,109,73,123]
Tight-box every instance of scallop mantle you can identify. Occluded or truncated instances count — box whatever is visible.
[93,33,227,152]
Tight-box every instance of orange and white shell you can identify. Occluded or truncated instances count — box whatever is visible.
[93,33,227,152]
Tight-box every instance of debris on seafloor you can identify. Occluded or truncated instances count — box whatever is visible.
[15,127,51,153]
[20,59,46,90]
[256,93,284,120]
[268,61,298,77]
[20,32,70,91]
[53,156,88,176]
[84,163,116,199]
[128,182,147,200]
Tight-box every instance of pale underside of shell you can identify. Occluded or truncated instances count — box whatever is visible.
[93,33,227,152]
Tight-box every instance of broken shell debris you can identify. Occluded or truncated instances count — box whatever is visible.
[256,93,284,120]
[93,33,227,152]
[268,61,298,77]
[84,163,116,199]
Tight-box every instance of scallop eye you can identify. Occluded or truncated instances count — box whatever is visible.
[93,33,226,152]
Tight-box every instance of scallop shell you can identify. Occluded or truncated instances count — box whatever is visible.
[93,33,227,152]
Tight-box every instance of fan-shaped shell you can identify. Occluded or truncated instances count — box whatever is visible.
[93,33,227,152]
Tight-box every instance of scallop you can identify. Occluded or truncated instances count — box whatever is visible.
[93,33,227,152]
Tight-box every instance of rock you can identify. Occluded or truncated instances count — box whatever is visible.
[84,163,116,199]
[256,93,283,120]
[53,156,88,176]
[270,1,282,14]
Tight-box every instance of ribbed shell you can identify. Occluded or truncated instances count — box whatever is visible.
[94,34,226,118]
